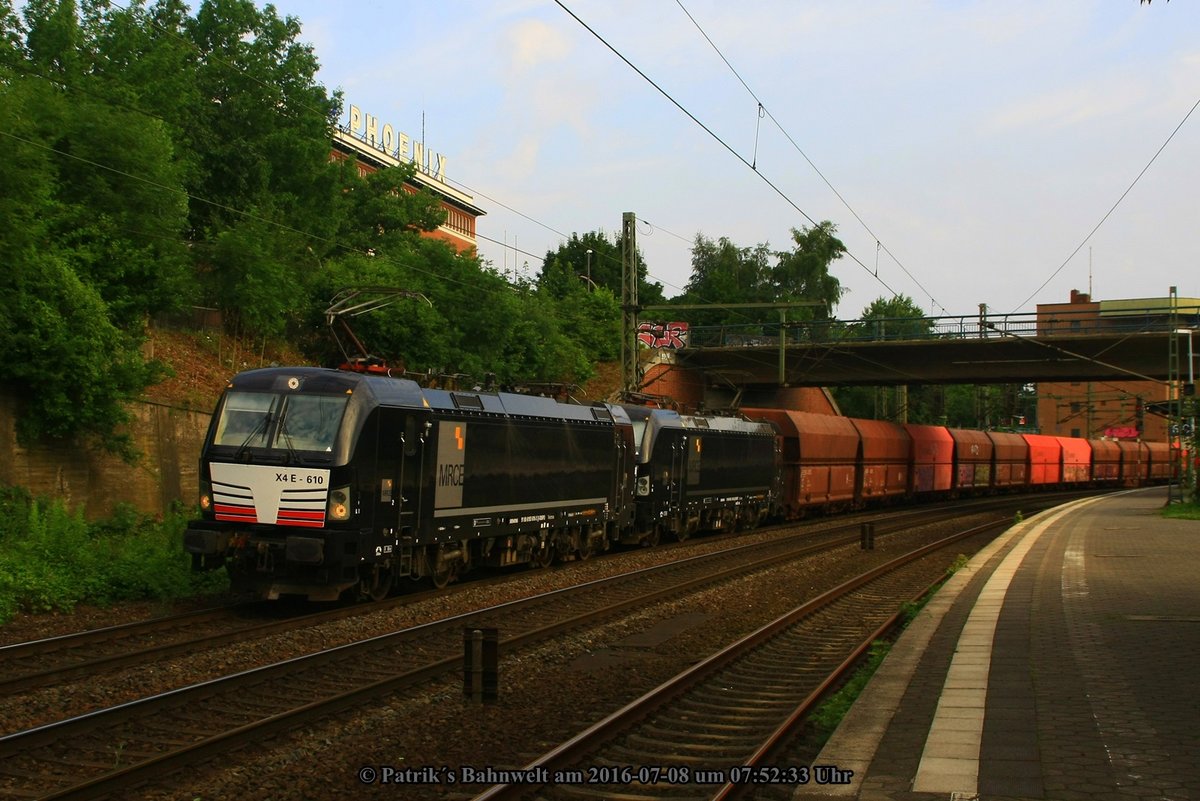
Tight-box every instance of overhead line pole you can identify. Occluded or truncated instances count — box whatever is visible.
[621,212,640,399]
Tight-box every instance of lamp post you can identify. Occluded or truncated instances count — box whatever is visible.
[1176,328,1195,503]
[585,249,593,292]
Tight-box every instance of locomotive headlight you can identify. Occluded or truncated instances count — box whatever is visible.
[328,486,351,521]
[636,476,651,496]
[199,479,213,513]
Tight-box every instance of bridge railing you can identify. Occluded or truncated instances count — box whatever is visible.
[681,307,1200,349]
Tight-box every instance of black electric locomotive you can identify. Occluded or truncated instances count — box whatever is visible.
[625,405,779,544]
[185,367,639,600]
[185,367,783,601]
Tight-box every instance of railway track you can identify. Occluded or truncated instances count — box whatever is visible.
[469,519,1007,801]
[0,589,442,696]
[0,493,1062,702]
[0,493,1094,801]
[0,497,1039,801]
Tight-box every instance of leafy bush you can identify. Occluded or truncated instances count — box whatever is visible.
[0,491,227,625]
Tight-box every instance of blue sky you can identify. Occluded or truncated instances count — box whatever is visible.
[270,1,1197,318]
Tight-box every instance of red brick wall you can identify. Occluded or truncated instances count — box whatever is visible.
[640,363,837,415]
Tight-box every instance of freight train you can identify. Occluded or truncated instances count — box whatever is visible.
[184,367,1170,601]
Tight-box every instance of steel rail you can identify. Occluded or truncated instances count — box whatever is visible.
[1,509,975,800]
[470,519,1008,801]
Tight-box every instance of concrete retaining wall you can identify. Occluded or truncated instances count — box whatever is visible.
[0,390,211,519]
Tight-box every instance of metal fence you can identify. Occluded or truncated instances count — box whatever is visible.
[681,307,1200,349]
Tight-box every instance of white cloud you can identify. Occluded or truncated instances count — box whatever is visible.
[506,18,571,73]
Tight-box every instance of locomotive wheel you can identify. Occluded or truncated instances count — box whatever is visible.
[429,545,455,589]
[642,526,662,548]
[530,539,554,569]
[429,561,453,589]
[673,526,690,543]
[361,564,393,602]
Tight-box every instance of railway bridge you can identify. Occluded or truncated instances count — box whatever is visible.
[656,304,1199,389]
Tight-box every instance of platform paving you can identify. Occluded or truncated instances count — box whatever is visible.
[794,487,1200,801]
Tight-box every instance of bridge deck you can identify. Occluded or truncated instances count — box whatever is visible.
[665,308,1199,386]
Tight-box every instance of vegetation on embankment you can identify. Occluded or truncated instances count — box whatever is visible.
[0,485,226,625]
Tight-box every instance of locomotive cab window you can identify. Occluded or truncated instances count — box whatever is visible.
[276,395,346,453]
[213,392,276,447]
[212,391,348,454]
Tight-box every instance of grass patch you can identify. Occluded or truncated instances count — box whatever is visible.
[809,640,891,743]
[808,552,971,745]
[1162,501,1200,520]
[0,486,227,624]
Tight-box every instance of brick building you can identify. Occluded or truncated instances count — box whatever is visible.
[1035,290,1199,442]
[331,105,484,254]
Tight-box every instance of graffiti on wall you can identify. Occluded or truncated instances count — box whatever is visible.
[637,321,689,350]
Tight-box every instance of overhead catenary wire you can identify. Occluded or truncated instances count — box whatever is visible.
[1011,92,1200,313]
[98,0,862,325]
[22,1,860,331]
[553,0,902,303]
[671,0,946,315]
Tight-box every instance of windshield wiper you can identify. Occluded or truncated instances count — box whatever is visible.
[234,397,277,462]
[277,414,301,465]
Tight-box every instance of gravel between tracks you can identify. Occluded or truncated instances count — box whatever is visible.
[5,515,1003,801]
[2,526,801,736]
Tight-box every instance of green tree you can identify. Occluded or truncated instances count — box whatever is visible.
[536,231,633,364]
[537,230,664,306]
[771,221,847,320]
[298,161,600,386]
[178,0,344,329]
[832,294,934,422]
[82,0,201,177]
[0,1,24,70]
[0,19,184,455]
[1,0,614,453]
[672,235,773,328]
[670,221,846,331]
[22,0,81,75]
[856,293,933,340]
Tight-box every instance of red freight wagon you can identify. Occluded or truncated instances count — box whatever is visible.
[1055,436,1092,485]
[1145,441,1172,482]
[1089,439,1122,485]
[988,431,1029,489]
[1117,440,1149,486]
[743,409,859,515]
[904,423,954,494]
[948,428,993,492]
[1023,434,1063,486]
[850,418,911,501]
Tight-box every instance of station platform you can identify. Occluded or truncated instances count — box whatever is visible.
[797,486,1200,801]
